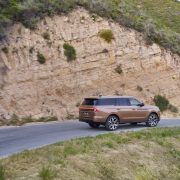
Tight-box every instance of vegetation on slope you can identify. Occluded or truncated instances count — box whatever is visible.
[0,0,180,54]
[154,95,178,113]
[0,127,180,179]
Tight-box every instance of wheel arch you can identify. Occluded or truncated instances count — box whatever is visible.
[106,114,120,122]
[148,111,160,120]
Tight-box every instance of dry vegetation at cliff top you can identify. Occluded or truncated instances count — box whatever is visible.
[0,0,180,55]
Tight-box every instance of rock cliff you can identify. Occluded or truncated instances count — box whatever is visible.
[0,8,180,121]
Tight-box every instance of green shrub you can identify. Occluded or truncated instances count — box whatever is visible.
[0,165,5,180]
[29,46,34,54]
[154,95,178,113]
[137,85,143,92]
[76,102,81,107]
[42,32,50,40]
[91,14,98,22]
[102,48,109,53]
[154,95,169,112]
[168,104,178,113]
[37,52,46,64]
[63,43,76,61]
[99,29,114,43]
[1,47,8,54]
[39,116,58,122]
[115,64,123,74]
[39,166,56,180]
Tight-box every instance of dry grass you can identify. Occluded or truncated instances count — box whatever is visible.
[0,127,179,180]
[0,115,58,126]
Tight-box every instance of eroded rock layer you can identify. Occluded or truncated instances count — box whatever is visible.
[0,8,180,120]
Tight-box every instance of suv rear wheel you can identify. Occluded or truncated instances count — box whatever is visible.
[105,115,119,131]
[146,113,159,127]
[88,122,100,128]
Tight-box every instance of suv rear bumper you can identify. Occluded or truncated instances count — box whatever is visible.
[79,119,94,124]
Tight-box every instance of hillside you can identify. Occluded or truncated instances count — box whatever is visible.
[0,0,180,54]
[0,7,180,124]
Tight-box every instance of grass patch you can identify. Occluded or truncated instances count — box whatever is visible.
[63,43,76,61]
[0,127,179,179]
[0,165,5,180]
[0,1,179,54]
[39,166,56,180]
[99,29,114,43]
[37,52,46,64]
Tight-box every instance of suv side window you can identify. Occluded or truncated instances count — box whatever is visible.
[97,98,116,106]
[117,98,130,106]
[129,98,141,106]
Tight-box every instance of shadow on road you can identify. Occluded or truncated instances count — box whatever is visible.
[82,123,147,131]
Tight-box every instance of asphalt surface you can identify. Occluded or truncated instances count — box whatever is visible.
[0,119,180,158]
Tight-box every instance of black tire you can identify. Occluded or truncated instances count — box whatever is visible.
[130,122,138,125]
[146,113,159,127]
[105,115,119,131]
[88,122,100,128]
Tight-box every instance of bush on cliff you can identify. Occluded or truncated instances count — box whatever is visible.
[37,52,46,64]
[99,29,114,43]
[63,43,76,61]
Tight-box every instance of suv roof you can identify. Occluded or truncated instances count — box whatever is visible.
[85,96,134,99]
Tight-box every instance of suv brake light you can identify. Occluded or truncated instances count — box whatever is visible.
[93,107,100,112]
[79,107,100,112]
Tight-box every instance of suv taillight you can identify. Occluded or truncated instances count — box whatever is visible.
[79,107,100,112]
[93,107,100,112]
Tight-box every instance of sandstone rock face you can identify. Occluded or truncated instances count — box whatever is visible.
[0,8,180,120]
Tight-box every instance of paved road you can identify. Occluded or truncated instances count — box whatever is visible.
[0,119,180,158]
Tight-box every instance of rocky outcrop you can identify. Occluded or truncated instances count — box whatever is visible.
[0,8,180,120]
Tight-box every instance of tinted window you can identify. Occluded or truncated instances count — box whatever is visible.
[117,98,130,106]
[82,99,98,105]
[97,98,116,106]
[129,98,141,106]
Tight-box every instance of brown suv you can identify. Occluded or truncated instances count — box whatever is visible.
[79,96,160,131]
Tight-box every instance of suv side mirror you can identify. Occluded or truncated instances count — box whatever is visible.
[138,102,144,107]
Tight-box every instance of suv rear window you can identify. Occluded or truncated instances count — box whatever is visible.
[82,98,116,106]
[82,99,98,106]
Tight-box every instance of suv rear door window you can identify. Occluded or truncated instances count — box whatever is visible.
[97,98,116,106]
[117,98,130,106]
